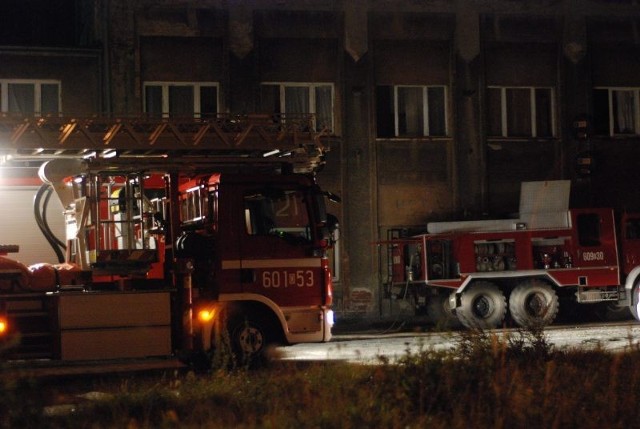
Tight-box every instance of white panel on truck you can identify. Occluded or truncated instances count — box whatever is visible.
[519,180,571,215]
[427,180,572,234]
[0,186,65,265]
[58,291,173,360]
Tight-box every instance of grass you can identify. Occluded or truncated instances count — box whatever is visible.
[3,327,640,428]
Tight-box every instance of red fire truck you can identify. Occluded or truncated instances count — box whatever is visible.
[382,180,640,329]
[0,114,337,365]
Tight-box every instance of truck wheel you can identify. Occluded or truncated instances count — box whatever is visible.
[228,314,271,368]
[631,282,640,321]
[594,302,632,322]
[509,279,559,327]
[427,292,462,330]
[456,281,507,329]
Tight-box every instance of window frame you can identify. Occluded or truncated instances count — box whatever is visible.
[142,81,220,118]
[487,85,557,138]
[0,79,61,115]
[260,82,335,132]
[593,86,640,136]
[393,84,449,137]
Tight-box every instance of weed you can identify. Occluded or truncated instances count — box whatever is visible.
[3,327,640,428]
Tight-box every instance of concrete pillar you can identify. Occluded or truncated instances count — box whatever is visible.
[228,5,256,113]
[454,3,484,215]
[107,1,136,114]
[562,9,591,207]
[341,6,378,316]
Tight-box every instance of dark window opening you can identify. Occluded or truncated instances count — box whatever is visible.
[169,86,194,117]
[200,86,218,117]
[593,89,610,135]
[506,88,532,137]
[577,213,601,247]
[487,88,503,136]
[535,88,553,137]
[428,87,447,136]
[625,218,640,239]
[376,86,394,138]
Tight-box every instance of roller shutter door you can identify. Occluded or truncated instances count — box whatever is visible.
[0,186,65,266]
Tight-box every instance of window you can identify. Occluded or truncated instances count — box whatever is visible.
[180,184,207,226]
[143,82,219,118]
[244,189,311,242]
[0,80,60,115]
[260,83,334,132]
[593,87,640,136]
[487,86,556,138]
[376,85,448,138]
[625,218,640,240]
[577,213,601,247]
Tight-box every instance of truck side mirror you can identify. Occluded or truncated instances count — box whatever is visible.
[324,213,339,243]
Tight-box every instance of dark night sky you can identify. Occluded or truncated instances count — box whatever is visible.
[0,0,76,46]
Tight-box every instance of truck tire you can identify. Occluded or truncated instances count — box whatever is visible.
[631,282,640,321]
[427,292,462,330]
[456,281,507,329]
[509,279,559,327]
[594,302,632,322]
[228,314,272,368]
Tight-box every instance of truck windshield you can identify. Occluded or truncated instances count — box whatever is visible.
[244,189,311,241]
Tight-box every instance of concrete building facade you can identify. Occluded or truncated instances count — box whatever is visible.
[2,0,640,320]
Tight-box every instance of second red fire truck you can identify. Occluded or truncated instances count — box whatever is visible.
[382,180,640,329]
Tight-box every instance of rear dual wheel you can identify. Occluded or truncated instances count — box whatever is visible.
[508,279,559,327]
[456,281,507,329]
[456,279,561,329]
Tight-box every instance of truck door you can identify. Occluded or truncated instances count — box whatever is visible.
[620,213,640,275]
[572,209,620,281]
[237,186,324,307]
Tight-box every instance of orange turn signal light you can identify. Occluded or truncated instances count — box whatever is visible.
[197,309,216,323]
[0,318,8,335]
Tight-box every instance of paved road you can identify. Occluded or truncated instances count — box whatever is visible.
[6,321,640,379]
[278,321,640,364]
